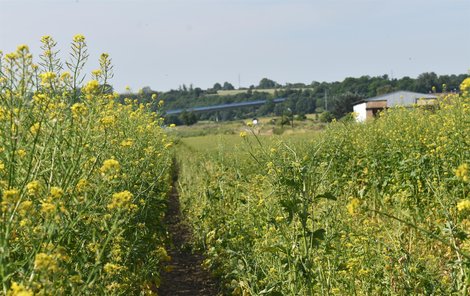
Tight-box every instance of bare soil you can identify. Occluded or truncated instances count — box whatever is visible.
[158,177,219,296]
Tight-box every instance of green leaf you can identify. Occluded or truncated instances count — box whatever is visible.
[307,228,327,247]
[312,228,326,240]
[315,192,337,201]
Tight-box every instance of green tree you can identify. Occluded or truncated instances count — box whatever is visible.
[330,92,363,119]
[223,82,235,90]
[258,78,278,89]
[414,72,439,93]
[213,83,222,91]
[179,111,198,125]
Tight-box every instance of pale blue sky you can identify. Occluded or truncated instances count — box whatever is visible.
[1,0,469,92]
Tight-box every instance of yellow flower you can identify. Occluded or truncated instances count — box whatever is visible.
[71,103,88,119]
[7,282,33,296]
[151,94,158,100]
[26,180,41,196]
[32,93,49,105]
[29,123,40,135]
[239,131,247,138]
[17,149,26,158]
[34,253,58,272]
[3,189,20,203]
[107,190,133,210]
[455,164,468,182]
[347,198,360,215]
[19,219,29,227]
[73,34,85,43]
[106,282,122,292]
[18,201,33,216]
[104,263,122,275]
[82,80,100,95]
[70,275,83,284]
[275,216,285,223]
[49,186,64,199]
[5,52,18,61]
[39,71,56,85]
[100,159,120,175]
[75,179,88,193]
[457,200,470,213]
[460,77,470,97]
[331,288,341,294]
[169,123,176,128]
[91,69,102,77]
[60,71,71,80]
[41,35,52,43]
[0,161,5,171]
[100,115,116,127]
[16,44,29,52]
[40,201,56,215]
[120,139,134,148]
[358,268,370,276]
[155,246,171,262]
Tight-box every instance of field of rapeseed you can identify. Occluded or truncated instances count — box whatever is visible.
[178,82,470,295]
[0,36,174,295]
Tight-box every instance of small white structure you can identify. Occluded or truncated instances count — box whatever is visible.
[353,102,367,122]
[353,91,438,122]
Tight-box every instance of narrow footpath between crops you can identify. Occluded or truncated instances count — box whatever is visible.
[157,169,219,296]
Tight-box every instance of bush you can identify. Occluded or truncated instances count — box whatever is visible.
[319,111,333,122]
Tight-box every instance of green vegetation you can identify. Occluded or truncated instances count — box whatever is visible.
[124,73,468,125]
[177,88,470,294]
[2,35,470,296]
[0,37,174,295]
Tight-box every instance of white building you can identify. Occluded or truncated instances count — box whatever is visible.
[353,91,438,122]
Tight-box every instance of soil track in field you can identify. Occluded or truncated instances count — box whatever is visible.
[158,171,219,296]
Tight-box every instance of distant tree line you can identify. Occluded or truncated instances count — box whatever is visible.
[117,72,468,125]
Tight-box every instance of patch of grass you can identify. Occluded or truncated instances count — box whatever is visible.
[216,88,311,96]
[171,114,325,139]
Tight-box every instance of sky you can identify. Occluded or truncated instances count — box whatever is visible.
[1,0,469,92]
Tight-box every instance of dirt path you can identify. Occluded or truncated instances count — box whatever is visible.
[158,176,219,296]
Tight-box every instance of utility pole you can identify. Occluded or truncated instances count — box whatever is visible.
[324,89,328,111]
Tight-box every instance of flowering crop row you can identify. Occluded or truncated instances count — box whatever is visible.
[178,81,470,295]
[0,37,173,295]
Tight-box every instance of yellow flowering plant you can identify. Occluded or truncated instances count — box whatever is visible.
[177,83,470,294]
[0,36,174,294]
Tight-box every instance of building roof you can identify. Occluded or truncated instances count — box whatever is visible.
[364,91,438,107]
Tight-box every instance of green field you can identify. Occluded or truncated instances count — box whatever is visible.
[216,88,309,96]
[170,114,325,139]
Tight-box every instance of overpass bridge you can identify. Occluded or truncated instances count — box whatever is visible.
[165,98,286,115]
